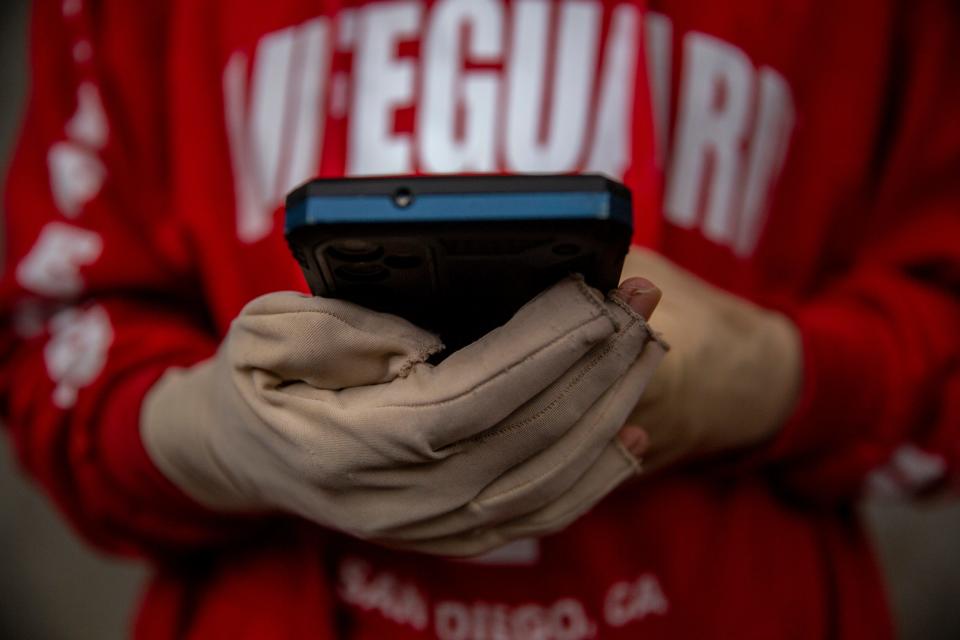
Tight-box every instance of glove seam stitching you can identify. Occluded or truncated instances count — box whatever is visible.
[460,315,641,447]
[608,295,670,351]
[478,458,636,545]
[371,315,612,411]
[366,288,615,411]
[473,345,646,505]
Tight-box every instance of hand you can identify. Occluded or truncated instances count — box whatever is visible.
[617,248,803,473]
[141,276,665,556]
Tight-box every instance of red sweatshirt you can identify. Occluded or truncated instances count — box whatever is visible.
[3,0,959,638]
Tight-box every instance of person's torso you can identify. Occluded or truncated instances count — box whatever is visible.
[148,1,898,637]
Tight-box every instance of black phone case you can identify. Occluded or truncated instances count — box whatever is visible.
[285,174,633,349]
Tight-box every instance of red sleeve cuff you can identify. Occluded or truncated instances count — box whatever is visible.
[758,299,898,464]
[97,361,261,551]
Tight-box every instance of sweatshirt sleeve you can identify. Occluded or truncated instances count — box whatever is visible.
[0,0,249,557]
[758,1,960,504]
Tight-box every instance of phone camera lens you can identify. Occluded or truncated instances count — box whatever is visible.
[393,188,414,208]
[328,241,383,262]
[336,263,389,282]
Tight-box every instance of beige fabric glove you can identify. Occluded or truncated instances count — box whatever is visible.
[142,276,666,556]
[622,248,802,472]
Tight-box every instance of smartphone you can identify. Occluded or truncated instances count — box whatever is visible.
[285,174,633,349]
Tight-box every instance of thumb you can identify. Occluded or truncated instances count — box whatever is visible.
[229,291,443,389]
[617,425,650,459]
[613,277,662,320]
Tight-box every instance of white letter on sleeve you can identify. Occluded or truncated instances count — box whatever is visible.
[48,82,109,217]
[44,305,113,409]
[16,222,103,298]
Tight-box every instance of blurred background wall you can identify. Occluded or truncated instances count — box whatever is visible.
[0,2,958,638]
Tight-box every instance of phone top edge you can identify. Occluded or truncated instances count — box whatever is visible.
[285,174,632,206]
[285,190,632,233]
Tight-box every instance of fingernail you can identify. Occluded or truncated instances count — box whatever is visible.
[617,278,661,317]
[618,426,649,457]
[622,277,657,297]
